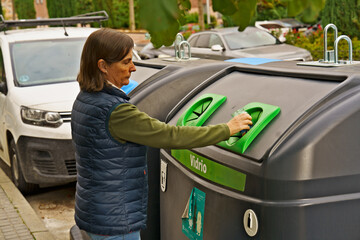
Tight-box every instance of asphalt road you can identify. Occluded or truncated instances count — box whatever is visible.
[25,183,76,240]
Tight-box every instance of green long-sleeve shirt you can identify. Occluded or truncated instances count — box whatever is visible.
[108,103,230,149]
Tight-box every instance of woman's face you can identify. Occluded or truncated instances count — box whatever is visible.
[104,50,136,89]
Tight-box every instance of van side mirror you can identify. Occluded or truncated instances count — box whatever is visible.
[211,44,224,52]
[0,82,7,95]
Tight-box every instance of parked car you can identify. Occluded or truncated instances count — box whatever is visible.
[139,42,174,59]
[254,20,290,42]
[141,27,312,61]
[140,27,312,61]
[255,19,310,42]
[0,12,143,194]
[273,18,310,32]
[187,27,312,61]
[304,21,322,36]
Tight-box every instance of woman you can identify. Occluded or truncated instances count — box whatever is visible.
[71,28,252,240]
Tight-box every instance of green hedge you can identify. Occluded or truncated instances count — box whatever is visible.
[14,0,35,19]
[75,0,94,15]
[285,28,360,61]
[47,0,76,18]
[46,0,140,29]
[321,0,360,40]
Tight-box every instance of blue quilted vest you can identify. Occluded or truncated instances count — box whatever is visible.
[71,86,148,235]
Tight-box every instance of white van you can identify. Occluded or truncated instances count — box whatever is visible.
[0,13,106,193]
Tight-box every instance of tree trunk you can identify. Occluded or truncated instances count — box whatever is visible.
[197,0,204,31]
[12,0,16,20]
[129,0,135,31]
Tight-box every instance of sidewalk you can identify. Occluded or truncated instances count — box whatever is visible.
[0,169,55,240]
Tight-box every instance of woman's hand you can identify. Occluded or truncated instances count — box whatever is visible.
[226,112,252,136]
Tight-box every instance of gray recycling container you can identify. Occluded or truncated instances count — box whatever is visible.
[130,58,235,240]
[159,61,360,240]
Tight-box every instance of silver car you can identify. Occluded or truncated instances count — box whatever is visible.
[187,27,312,61]
[140,27,312,62]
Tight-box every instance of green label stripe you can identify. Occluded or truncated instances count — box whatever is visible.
[171,149,246,192]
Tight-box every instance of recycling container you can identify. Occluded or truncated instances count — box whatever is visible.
[130,58,235,240]
[159,61,360,240]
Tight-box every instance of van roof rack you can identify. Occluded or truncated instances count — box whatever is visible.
[0,10,108,31]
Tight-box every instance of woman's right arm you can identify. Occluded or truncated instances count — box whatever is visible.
[108,103,251,149]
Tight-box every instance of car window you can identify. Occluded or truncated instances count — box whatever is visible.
[259,23,285,29]
[188,35,199,47]
[195,34,210,48]
[209,34,224,48]
[223,28,277,50]
[11,38,86,86]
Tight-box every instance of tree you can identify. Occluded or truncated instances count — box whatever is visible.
[197,0,204,31]
[139,0,325,47]
[14,0,35,19]
[11,0,15,20]
[129,0,135,30]
[322,0,360,39]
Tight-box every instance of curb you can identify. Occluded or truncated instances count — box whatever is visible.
[0,169,55,240]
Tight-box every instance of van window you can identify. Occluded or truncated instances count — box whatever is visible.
[11,38,86,86]
[0,47,5,84]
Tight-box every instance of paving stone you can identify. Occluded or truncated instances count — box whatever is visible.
[0,221,10,227]
[3,232,18,237]
[0,170,54,240]
[1,227,14,234]
[0,189,33,240]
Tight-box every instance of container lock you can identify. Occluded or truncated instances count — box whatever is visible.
[243,209,258,237]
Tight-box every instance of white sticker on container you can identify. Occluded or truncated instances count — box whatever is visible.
[160,159,168,192]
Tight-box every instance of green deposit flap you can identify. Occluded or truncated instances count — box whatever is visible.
[176,94,280,154]
[217,102,280,154]
[177,93,226,126]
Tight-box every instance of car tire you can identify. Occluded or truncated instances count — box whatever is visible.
[9,139,38,194]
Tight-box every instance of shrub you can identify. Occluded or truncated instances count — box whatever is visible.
[322,0,360,40]
[14,0,35,19]
[180,12,216,39]
[285,28,360,61]
[256,0,287,21]
[47,0,76,18]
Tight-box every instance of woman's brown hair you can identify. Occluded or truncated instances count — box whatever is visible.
[77,28,134,92]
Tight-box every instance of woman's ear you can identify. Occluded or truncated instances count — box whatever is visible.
[97,59,108,74]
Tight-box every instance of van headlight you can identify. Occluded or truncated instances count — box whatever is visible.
[20,106,63,128]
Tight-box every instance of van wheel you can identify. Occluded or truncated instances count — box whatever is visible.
[9,140,38,194]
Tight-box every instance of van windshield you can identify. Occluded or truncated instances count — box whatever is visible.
[11,38,86,86]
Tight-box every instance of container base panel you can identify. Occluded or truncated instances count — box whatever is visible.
[160,154,360,240]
